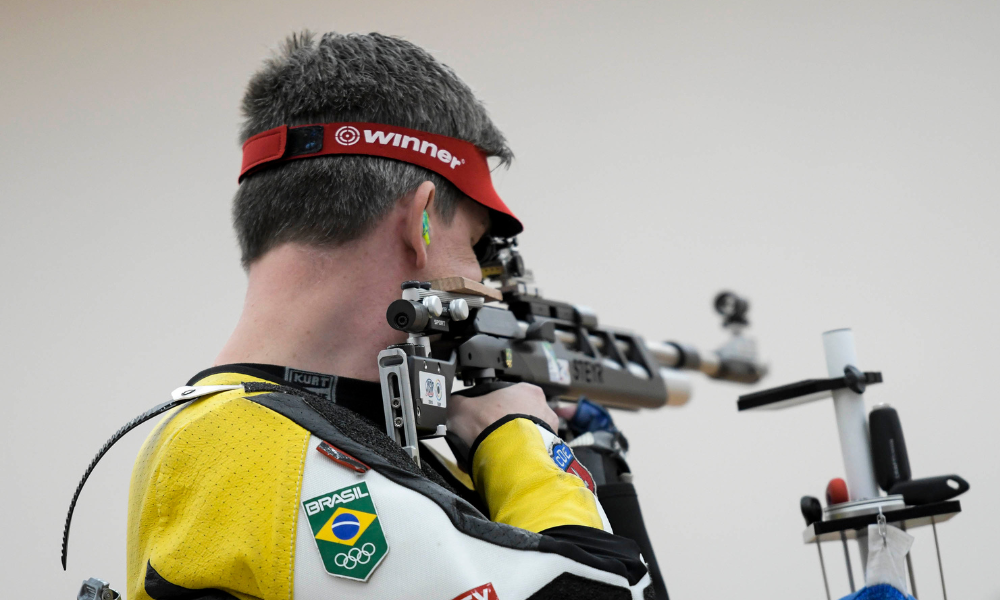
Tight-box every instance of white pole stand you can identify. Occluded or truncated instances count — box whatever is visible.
[822,329,880,501]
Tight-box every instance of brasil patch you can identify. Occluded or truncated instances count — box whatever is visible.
[301,482,388,581]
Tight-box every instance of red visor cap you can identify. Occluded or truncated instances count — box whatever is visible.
[240,123,522,238]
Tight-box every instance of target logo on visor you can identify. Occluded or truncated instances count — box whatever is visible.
[334,125,361,146]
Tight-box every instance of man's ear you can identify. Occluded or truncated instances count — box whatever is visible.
[403,181,435,270]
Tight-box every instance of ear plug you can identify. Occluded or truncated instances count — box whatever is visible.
[421,210,431,246]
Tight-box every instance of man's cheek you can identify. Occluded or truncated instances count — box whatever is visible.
[449,255,481,282]
[426,243,475,280]
[446,255,480,281]
[460,249,483,282]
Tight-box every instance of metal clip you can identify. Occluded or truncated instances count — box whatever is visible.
[877,506,888,546]
[377,348,421,466]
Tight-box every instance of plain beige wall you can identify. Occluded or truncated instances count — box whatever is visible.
[2,1,998,597]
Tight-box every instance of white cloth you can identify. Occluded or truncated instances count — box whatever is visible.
[864,523,913,594]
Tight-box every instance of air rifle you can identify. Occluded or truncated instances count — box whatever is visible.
[377,237,768,464]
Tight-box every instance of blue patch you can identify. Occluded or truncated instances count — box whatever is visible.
[331,512,361,540]
[551,443,574,470]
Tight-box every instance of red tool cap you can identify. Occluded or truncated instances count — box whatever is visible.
[826,478,849,505]
[239,122,522,238]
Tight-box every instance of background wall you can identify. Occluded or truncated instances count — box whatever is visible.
[2,1,997,597]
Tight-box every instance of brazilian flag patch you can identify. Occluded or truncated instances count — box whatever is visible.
[301,482,388,581]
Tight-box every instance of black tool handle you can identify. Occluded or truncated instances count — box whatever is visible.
[800,496,823,526]
[870,405,912,491]
[889,475,969,505]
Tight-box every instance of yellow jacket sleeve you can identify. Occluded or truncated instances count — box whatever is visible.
[127,375,311,600]
[469,416,604,533]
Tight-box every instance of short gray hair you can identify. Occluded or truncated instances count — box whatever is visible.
[233,31,513,267]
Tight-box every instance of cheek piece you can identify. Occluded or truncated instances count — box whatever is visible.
[239,122,523,238]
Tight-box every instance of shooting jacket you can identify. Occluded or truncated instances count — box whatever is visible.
[127,364,651,600]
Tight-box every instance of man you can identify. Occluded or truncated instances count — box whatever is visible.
[127,31,651,599]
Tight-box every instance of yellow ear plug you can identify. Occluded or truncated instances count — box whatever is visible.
[422,210,431,246]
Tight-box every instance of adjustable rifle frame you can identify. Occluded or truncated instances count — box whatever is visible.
[378,238,768,464]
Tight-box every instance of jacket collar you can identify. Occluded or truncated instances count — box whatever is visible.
[187,363,386,431]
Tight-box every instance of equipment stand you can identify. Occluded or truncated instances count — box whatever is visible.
[739,329,963,600]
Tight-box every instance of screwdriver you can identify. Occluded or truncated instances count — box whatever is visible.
[801,496,831,600]
[826,478,856,593]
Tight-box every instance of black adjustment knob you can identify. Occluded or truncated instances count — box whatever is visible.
[401,281,422,290]
[844,365,867,393]
[714,291,749,327]
[386,299,430,333]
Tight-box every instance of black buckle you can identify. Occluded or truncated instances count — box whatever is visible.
[286,126,324,157]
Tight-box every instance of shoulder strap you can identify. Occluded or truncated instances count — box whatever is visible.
[241,382,542,552]
[62,383,245,568]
